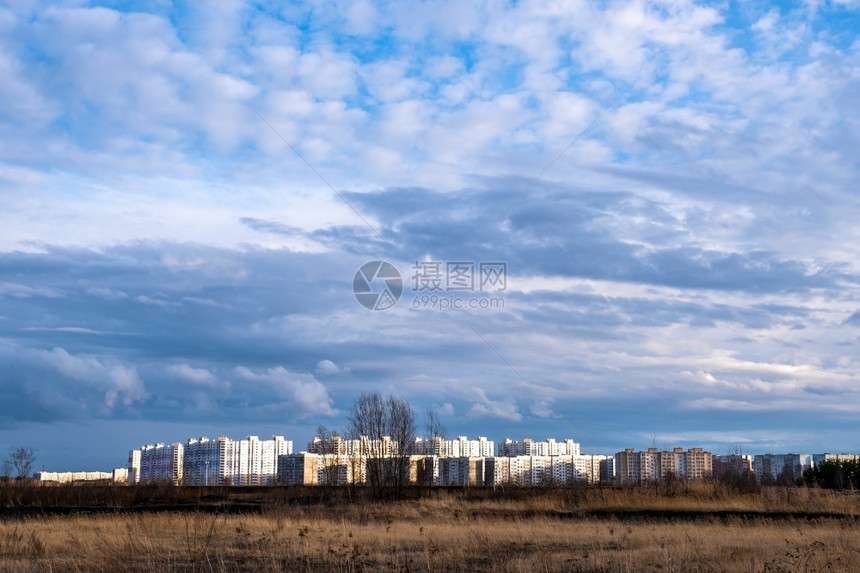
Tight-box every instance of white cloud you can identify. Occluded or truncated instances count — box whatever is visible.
[530,401,554,418]
[166,364,218,387]
[233,365,337,418]
[35,347,147,409]
[316,359,347,376]
[466,389,522,422]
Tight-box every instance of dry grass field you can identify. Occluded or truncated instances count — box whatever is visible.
[2,484,859,572]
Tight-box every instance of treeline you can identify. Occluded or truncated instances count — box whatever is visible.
[803,459,860,490]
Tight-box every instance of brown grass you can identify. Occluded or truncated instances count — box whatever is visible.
[2,485,859,572]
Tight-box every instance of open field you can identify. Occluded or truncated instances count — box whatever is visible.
[2,484,860,571]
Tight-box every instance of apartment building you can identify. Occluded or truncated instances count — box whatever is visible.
[712,454,753,479]
[128,442,184,485]
[812,453,860,466]
[410,436,495,458]
[615,448,713,484]
[484,454,611,486]
[129,435,291,486]
[278,453,322,485]
[183,435,292,486]
[753,453,812,484]
[35,469,127,484]
[497,438,580,457]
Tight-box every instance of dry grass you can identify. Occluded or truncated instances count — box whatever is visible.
[2,486,859,572]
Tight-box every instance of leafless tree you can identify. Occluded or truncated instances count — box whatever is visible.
[7,447,36,480]
[422,408,447,490]
[346,392,415,500]
[424,408,447,441]
[315,425,343,486]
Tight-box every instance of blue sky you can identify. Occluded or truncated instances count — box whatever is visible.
[2,0,860,472]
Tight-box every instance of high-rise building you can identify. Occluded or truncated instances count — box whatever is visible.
[130,435,291,486]
[128,442,184,485]
[183,435,292,486]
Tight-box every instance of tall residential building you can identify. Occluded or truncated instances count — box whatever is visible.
[183,435,292,486]
[128,449,141,484]
[129,442,184,485]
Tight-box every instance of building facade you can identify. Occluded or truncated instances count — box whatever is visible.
[615,448,713,485]
[128,442,184,485]
[753,453,812,484]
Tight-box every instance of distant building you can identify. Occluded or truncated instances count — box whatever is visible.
[35,469,127,484]
[128,442,184,485]
[183,435,292,486]
[485,454,611,486]
[278,453,321,485]
[410,436,495,458]
[712,454,753,480]
[497,438,580,457]
[615,448,713,485]
[753,453,812,484]
[812,453,860,467]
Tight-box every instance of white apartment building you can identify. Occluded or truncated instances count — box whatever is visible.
[497,438,581,457]
[129,442,184,485]
[485,454,611,486]
[410,436,495,458]
[35,469,127,484]
[183,435,292,486]
[128,449,141,484]
[130,435,291,486]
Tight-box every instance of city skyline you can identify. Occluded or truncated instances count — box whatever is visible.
[31,426,860,476]
[3,1,860,471]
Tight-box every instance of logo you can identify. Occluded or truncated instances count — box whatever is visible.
[353,261,403,311]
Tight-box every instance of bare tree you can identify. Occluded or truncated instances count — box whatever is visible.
[7,447,36,480]
[346,392,416,500]
[425,408,447,441]
[314,425,343,486]
[422,408,447,490]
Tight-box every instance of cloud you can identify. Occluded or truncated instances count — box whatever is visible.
[530,401,554,419]
[233,365,337,418]
[316,359,347,376]
[166,364,218,387]
[466,389,522,422]
[2,0,860,467]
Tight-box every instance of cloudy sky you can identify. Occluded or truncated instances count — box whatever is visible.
[2,0,860,471]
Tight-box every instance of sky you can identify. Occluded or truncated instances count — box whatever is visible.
[1,0,860,472]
